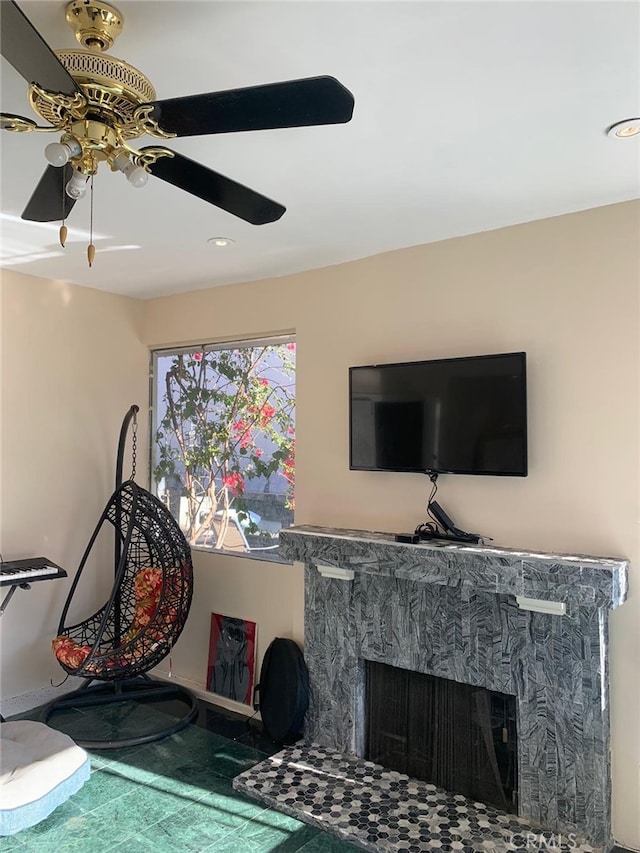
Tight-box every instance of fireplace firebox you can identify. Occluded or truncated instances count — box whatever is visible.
[365,661,518,813]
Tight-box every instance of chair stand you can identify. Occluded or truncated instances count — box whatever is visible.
[41,675,199,749]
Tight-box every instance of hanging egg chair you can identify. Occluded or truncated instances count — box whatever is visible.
[43,406,198,748]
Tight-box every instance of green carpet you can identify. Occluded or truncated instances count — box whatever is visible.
[2,702,359,853]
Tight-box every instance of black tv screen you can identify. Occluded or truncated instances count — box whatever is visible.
[349,352,527,476]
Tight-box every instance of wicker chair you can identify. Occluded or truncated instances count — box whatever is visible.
[43,407,198,748]
[52,481,192,680]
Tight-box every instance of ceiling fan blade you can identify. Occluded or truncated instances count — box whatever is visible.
[22,164,77,222]
[0,0,80,96]
[145,76,355,138]
[140,148,285,225]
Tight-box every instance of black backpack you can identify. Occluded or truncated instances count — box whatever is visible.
[253,637,309,743]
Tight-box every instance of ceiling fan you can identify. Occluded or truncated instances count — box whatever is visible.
[0,0,355,235]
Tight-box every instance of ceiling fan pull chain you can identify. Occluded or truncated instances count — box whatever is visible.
[59,170,67,248]
[87,174,96,267]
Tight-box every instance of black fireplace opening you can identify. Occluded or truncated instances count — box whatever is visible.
[365,661,518,813]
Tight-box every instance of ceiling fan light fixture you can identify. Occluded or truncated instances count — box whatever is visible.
[65,170,90,199]
[607,118,640,138]
[3,1,354,229]
[113,151,148,187]
[45,137,82,167]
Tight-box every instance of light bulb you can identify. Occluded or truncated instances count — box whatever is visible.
[616,125,640,137]
[125,164,148,187]
[113,151,148,187]
[45,142,71,167]
[65,170,89,199]
[44,137,82,167]
[607,118,640,138]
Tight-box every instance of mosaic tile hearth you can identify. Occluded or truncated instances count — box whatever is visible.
[234,745,597,853]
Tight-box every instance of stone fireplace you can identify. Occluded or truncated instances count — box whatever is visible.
[277,525,628,849]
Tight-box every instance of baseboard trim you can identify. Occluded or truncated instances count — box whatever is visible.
[2,672,257,721]
[151,668,259,719]
[1,678,85,718]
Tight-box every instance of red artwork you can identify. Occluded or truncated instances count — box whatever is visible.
[207,613,257,705]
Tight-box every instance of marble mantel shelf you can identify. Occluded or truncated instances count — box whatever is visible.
[280,525,628,609]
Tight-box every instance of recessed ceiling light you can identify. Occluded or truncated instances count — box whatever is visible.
[207,237,234,247]
[607,118,640,138]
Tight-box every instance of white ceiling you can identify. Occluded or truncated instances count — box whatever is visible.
[1,1,639,299]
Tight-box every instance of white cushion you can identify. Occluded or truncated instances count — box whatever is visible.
[0,720,90,835]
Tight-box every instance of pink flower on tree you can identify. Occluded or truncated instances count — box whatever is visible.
[193,352,203,362]
[232,418,252,448]
[248,402,276,428]
[282,454,295,486]
[222,472,245,495]
[282,442,295,509]
[258,403,276,427]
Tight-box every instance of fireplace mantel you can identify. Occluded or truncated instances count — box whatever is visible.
[280,525,628,609]
[279,524,629,847]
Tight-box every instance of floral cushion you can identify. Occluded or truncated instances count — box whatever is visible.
[51,637,93,670]
[52,567,176,672]
[122,568,164,643]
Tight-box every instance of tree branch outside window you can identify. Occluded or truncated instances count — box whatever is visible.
[153,340,295,557]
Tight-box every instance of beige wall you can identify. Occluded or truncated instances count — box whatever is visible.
[0,270,147,701]
[142,201,640,849]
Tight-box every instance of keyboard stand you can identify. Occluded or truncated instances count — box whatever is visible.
[0,558,68,721]
[0,558,67,616]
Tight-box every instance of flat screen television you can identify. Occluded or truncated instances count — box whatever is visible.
[349,352,527,476]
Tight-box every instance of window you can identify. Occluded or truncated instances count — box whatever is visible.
[151,336,295,561]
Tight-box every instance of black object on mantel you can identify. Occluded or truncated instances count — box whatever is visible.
[395,533,420,544]
[425,499,485,544]
[395,531,482,545]
[420,530,482,545]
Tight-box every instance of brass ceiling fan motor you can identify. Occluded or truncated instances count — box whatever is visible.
[29,1,160,147]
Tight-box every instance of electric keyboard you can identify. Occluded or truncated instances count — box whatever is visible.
[0,557,66,586]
